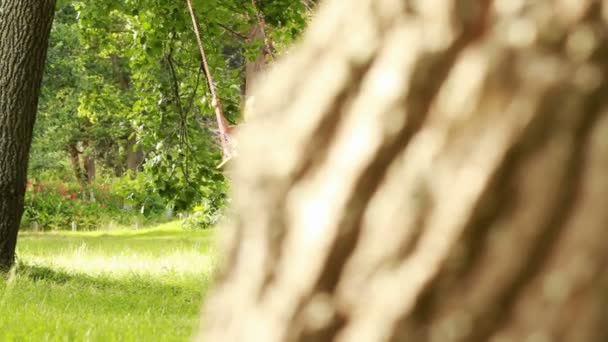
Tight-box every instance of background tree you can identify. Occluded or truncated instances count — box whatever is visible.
[0,0,56,269]
[27,0,309,226]
[199,0,608,341]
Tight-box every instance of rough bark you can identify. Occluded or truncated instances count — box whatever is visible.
[0,0,56,270]
[199,0,608,341]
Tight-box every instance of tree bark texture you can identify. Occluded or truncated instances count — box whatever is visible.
[200,0,608,341]
[0,0,56,270]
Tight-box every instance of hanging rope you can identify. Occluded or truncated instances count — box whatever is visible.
[186,0,235,166]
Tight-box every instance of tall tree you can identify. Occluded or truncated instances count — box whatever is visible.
[0,0,56,270]
[199,0,608,341]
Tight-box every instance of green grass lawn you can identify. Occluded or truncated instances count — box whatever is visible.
[0,222,216,342]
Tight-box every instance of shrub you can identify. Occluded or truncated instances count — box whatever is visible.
[110,172,167,217]
[181,196,226,229]
[22,179,158,231]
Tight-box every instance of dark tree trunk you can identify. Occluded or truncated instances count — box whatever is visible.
[110,53,143,176]
[126,138,144,173]
[79,141,95,185]
[84,154,95,184]
[110,53,130,90]
[69,142,87,186]
[84,155,96,201]
[0,0,56,270]
[199,1,608,341]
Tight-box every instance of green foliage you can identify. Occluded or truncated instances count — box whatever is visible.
[22,179,139,231]
[181,196,227,229]
[261,0,309,51]
[111,173,167,215]
[0,224,215,341]
[31,0,310,229]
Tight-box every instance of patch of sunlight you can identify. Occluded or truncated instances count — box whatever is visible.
[17,221,217,282]
[24,249,215,280]
[20,221,188,238]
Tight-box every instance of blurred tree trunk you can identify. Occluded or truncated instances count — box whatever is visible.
[245,0,274,102]
[199,0,608,341]
[242,1,275,125]
[245,24,270,98]
[0,0,56,270]
[243,23,271,123]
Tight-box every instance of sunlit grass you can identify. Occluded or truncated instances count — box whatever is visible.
[0,221,216,341]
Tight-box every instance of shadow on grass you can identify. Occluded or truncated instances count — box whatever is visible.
[21,229,213,241]
[11,262,200,295]
[96,230,211,239]
[0,262,209,332]
[17,263,75,284]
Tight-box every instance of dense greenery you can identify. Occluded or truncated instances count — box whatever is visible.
[0,223,215,341]
[28,0,310,230]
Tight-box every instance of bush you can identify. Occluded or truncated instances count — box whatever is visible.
[22,179,159,231]
[21,171,226,231]
[180,196,226,229]
[110,172,167,216]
